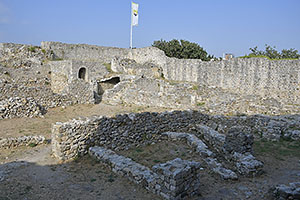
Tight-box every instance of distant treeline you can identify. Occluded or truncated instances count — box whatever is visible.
[152,39,299,60]
[241,45,300,60]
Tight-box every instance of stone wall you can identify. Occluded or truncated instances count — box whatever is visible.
[0,135,45,149]
[162,58,300,105]
[41,41,166,65]
[41,41,129,63]
[102,77,200,109]
[51,110,300,161]
[49,60,112,104]
[41,42,300,107]
[89,147,202,200]
[0,97,45,119]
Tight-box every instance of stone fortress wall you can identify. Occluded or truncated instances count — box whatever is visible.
[42,41,300,107]
[2,41,300,117]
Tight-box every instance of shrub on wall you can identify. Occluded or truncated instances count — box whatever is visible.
[241,44,300,60]
[152,39,214,61]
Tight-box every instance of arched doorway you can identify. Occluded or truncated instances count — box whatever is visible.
[78,67,87,81]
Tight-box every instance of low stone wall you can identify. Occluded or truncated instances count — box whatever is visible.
[51,111,300,161]
[272,182,300,200]
[51,111,210,160]
[51,116,104,160]
[162,132,238,180]
[89,146,202,200]
[0,97,45,119]
[0,135,45,149]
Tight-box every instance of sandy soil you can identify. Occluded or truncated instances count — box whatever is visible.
[0,103,171,138]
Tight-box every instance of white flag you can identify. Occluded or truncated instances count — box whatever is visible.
[131,2,139,26]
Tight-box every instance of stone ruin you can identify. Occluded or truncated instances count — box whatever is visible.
[52,110,266,199]
[2,41,300,117]
[1,41,300,199]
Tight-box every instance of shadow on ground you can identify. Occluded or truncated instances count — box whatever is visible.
[0,141,299,200]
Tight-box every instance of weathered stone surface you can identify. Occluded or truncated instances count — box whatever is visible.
[89,146,202,200]
[196,125,226,154]
[224,126,254,154]
[232,152,264,176]
[205,158,238,180]
[0,43,52,69]
[162,132,237,180]
[162,132,213,157]
[0,97,45,119]
[272,182,300,200]
[51,111,264,178]
[0,135,45,149]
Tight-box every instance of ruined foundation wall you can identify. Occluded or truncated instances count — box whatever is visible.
[102,77,200,109]
[51,110,300,161]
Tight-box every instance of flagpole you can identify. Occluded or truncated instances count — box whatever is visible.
[130,2,133,49]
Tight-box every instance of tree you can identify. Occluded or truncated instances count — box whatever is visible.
[152,39,214,61]
[246,44,299,59]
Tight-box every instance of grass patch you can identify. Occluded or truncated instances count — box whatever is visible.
[28,46,37,52]
[192,85,198,90]
[106,174,116,183]
[196,102,205,106]
[118,141,198,168]
[28,143,37,147]
[135,148,143,153]
[103,63,112,73]
[253,139,300,160]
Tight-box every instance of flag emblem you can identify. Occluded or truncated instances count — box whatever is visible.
[131,2,139,26]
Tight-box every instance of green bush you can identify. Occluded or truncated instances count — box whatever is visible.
[241,44,300,60]
[28,46,36,53]
[152,39,214,61]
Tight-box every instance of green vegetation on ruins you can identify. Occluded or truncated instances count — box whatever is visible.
[253,138,300,160]
[240,44,300,60]
[152,39,215,61]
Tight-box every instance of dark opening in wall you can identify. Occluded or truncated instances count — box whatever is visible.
[97,77,120,95]
[78,67,87,81]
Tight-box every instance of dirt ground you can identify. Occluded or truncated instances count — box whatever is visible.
[0,103,172,138]
[0,103,300,200]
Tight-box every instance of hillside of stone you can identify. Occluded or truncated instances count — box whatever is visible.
[0,44,74,119]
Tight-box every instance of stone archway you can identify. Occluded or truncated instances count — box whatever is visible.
[78,67,87,81]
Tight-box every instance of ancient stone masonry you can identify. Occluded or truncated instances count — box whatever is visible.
[2,42,300,118]
[49,60,112,104]
[51,111,267,179]
[0,43,76,119]
[51,110,300,162]
[102,77,201,109]
[43,41,300,107]
[272,182,300,200]
[0,97,45,119]
[0,135,45,149]
[162,132,238,180]
[0,43,52,68]
[89,146,202,200]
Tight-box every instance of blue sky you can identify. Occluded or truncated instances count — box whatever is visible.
[0,0,299,57]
